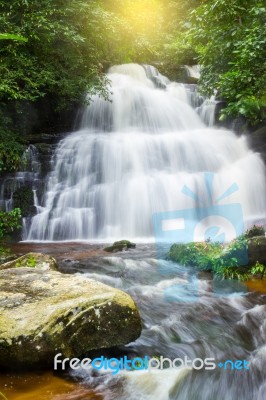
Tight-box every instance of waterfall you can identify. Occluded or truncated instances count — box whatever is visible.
[0,145,41,212]
[25,64,266,241]
[184,65,201,80]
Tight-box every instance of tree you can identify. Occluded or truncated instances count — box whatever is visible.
[188,0,266,125]
[0,0,111,104]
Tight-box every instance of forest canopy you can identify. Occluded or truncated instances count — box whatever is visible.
[0,0,265,171]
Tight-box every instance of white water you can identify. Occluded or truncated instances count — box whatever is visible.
[25,64,266,241]
[184,65,201,80]
[0,145,40,212]
[64,247,266,400]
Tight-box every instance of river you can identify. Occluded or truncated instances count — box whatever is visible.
[1,242,266,400]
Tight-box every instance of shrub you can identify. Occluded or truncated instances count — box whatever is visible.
[0,128,24,172]
[251,261,266,279]
[244,224,265,238]
[0,208,22,239]
[168,235,249,280]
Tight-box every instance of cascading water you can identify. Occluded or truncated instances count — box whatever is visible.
[0,145,41,212]
[25,64,266,241]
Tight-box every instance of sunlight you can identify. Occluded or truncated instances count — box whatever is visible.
[120,0,163,34]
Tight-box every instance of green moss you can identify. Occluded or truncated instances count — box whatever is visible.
[104,240,136,253]
[0,267,141,368]
[15,254,36,268]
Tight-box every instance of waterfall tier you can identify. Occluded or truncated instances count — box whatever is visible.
[25,64,266,241]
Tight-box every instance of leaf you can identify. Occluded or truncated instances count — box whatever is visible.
[0,33,28,42]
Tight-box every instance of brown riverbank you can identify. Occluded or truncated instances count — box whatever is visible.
[0,372,102,400]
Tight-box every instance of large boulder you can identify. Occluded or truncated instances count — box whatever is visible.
[247,236,266,266]
[0,266,141,369]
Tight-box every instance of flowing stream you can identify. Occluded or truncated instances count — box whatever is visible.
[6,64,265,399]
[69,245,266,400]
[2,243,266,400]
[25,64,266,241]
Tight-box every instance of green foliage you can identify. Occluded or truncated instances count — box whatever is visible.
[220,266,250,281]
[188,0,266,124]
[168,241,223,271]
[0,33,27,42]
[0,1,198,104]
[0,128,24,172]
[0,0,109,104]
[168,235,249,280]
[169,232,266,281]
[244,224,265,238]
[0,246,11,257]
[0,208,22,239]
[251,261,266,278]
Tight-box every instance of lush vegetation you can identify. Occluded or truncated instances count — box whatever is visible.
[168,225,266,280]
[188,0,266,124]
[0,208,22,239]
[0,0,265,173]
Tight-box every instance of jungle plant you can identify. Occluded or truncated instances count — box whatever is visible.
[244,224,265,238]
[251,261,266,279]
[0,208,22,239]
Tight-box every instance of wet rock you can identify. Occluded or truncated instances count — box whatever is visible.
[13,186,36,217]
[104,240,136,253]
[0,252,58,271]
[249,125,266,164]
[0,266,141,369]
[248,236,266,266]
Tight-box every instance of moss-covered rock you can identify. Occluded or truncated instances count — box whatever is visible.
[0,265,141,369]
[104,240,136,253]
[0,252,58,271]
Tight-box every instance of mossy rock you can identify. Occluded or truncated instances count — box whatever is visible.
[0,252,58,271]
[104,240,136,253]
[0,267,141,369]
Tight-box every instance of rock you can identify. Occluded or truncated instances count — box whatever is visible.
[0,252,58,271]
[247,236,266,266]
[249,125,266,164]
[104,240,136,253]
[0,267,141,369]
[13,186,36,217]
[0,248,19,266]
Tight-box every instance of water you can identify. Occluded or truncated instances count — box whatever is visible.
[25,63,266,242]
[184,65,201,81]
[66,246,266,400]
[0,145,41,212]
[6,64,266,398]
[2,242,266,400]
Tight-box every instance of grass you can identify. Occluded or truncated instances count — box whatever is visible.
[167,225,266,281]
